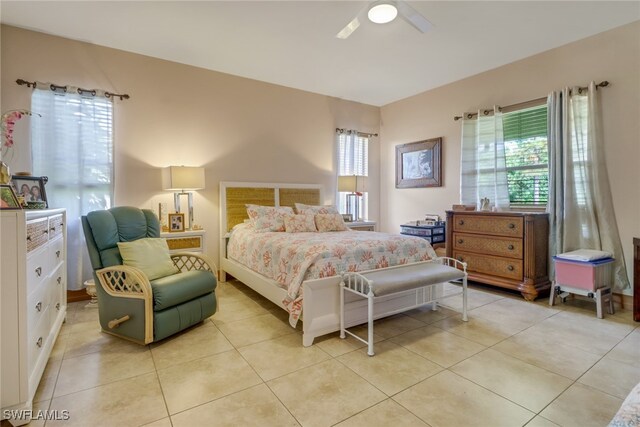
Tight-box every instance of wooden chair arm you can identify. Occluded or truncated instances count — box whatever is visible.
[170,252,218,276]
[95,265,153,298]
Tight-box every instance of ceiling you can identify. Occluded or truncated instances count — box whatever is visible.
[2,1,639,106]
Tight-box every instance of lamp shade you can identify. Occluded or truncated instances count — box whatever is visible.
[162,166,205,191]
[338,175,368,193]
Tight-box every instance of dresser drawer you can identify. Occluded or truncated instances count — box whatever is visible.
[27,279,50,331]
[453,215,523,237]
[49,235,65,268]
[453,233,523,259]
[48,214,64,239]
[26,218,49,253]
[27,246,50,293]
[453,250,523,281]
[166,236,203,251]
[28,306,50,377]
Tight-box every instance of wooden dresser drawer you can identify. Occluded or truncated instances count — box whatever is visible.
[453,232,523,259]
[26,218,49,253]
[453,250,523,281]
[453,215,523,237]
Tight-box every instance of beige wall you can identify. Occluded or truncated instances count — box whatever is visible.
[380,21,640,293]
[1,25,380,270]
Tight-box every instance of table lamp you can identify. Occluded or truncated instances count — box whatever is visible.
[338,175,368,221]
[162,166,205,230]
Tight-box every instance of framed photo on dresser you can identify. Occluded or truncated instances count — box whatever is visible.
[0,184,21,209]
[11,175,48,207]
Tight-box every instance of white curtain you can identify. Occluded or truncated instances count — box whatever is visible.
[460,107,510,209]
[547,82,629,290]
[31,87,114,290]
[336,131,369,218]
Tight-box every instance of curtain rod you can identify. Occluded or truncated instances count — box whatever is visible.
[453,80,609,121]
[16,78,130,101]
[335,128,378,138]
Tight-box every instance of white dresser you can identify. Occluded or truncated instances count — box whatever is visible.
[1,209,67,426]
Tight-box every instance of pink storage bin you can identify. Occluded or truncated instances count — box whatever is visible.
[553,256,614,292]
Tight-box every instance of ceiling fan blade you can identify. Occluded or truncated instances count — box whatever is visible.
[336,16,361,39]
[397,1,433,33]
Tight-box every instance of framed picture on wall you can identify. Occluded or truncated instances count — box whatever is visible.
[395,137,442,188]
[11,175,48,207]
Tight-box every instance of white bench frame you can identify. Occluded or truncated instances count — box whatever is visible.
[340,257,468,356]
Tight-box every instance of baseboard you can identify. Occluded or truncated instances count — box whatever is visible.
[67,289,90,303]
[613,292,633,310]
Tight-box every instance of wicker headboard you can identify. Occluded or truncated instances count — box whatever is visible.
[220,182,323,233]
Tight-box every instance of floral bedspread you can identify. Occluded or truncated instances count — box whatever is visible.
[227,223,436,326]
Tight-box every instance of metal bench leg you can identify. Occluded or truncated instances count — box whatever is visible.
[595,288,605,319]
[339,281,346,339]
[367,290,374,356]
[462,273,468,322]
[549,282,557,306]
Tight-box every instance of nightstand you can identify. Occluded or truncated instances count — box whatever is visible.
[161,229,205,253]
[347,221,377,231]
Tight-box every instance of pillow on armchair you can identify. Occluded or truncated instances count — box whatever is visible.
[117,238,178,280]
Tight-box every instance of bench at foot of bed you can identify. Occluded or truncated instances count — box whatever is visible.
[339,257,468,356]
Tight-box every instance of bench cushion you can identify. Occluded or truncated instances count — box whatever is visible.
[362,262,465,297]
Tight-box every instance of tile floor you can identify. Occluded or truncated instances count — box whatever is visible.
[5,281,639,427]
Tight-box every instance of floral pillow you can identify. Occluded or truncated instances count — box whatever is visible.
[295,203,339,215]
[284,214,317,233]
[315,213,348,232]
[246,204,294,232]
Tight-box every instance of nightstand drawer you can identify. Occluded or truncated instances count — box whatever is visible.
[453,251,523,281]
[453,233,522,259]
[453,215,523,237]
[166,236,203,251]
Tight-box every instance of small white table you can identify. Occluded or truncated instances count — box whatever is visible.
[347,220,376,231]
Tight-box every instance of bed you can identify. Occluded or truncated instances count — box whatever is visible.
[219,181,447,346]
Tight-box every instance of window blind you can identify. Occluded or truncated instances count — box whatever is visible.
[503,105,549,206]
[31,90,114,290]
[337,133,369,218]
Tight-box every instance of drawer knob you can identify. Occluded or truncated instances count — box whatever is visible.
[27,236,32,241]
[57,276,62,285]
[36,301,42,312]
[508,244,514,250]
[36,337,43,348]
[50,227,56,232]
[507,265,514,271]
[43,229,49,235]
[35,267,42,277]
[56,250,61,258]
[56,303,61,310]
[458,220,464,225]
[457,239,464,244]
[508,223,515,229]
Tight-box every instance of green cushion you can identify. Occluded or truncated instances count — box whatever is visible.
[117,238,179,281]
[151,270,217,312]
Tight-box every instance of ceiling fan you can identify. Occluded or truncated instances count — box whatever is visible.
[336,1,433,39]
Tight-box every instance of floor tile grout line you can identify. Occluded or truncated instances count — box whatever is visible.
[148,343,174,424]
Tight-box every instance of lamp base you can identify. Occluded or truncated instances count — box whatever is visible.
[345,193,360,222]
[173,192,194,230]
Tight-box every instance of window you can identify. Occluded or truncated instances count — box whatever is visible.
[31,89,114,289]
[503,104,548,206]
[337,132,369,219]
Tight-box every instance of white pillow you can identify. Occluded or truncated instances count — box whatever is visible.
[315,213,348,232]
[117,238,179,281]
[284,214,317,233]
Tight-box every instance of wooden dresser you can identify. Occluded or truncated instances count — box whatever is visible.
[446,210,550,300]
[1,209,67,426]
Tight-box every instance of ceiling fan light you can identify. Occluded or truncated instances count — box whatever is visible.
[368,3,398,24]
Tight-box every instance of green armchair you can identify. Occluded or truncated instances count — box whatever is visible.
[81,206,217,344]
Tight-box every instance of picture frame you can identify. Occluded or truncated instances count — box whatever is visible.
[0,184,22,210]
[168,212,185,233]
[395,137,442,188]
[341,213,353,223]
[10,175,48,207]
